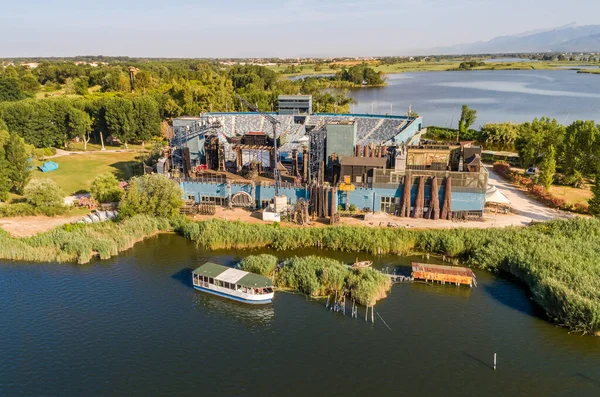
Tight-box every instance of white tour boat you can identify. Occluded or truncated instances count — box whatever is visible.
[192,262,274,304]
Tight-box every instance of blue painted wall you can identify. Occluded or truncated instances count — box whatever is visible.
[180,180,484,212]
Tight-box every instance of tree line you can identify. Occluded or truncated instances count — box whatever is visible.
[0,60,355,143]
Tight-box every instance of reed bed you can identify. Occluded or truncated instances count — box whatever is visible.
[179,218,600,334]
[0,215,170,264]
[239,254,391,307]
[238,254,278,277]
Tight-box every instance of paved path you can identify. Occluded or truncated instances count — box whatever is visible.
[485,167,576,222]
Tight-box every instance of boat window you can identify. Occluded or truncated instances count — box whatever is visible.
[208,277,214,284]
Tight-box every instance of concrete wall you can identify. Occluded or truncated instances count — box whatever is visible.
[325,123,357,166]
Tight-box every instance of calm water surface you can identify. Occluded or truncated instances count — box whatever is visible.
[1,234,600,396]
[344,70,600,128]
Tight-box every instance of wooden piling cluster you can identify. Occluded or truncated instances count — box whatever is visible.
[327,292,376,323]
[398,174,452,219]
[309,184,337,218]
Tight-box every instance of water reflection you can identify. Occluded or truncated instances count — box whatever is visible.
[191,290,275,325]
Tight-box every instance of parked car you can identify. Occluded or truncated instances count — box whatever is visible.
[525,167,539,175]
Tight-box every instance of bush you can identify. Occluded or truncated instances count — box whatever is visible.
[24,179,65,208]
[574,202,590,214]
[119,174,183,218]
[90,173,123,203]
[348,204,357,212]
[238,254,278,277]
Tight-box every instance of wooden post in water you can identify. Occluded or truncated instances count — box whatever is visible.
[371,305,375,323]
[494,353,497,370]
[326,295,330,308]
[365,305,368,322]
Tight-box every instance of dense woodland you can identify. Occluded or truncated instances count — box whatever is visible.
[0,59,356,150]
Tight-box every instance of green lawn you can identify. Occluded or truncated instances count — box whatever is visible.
[33,152,142,195]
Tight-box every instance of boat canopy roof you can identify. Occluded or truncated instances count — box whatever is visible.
[193,262,273,288]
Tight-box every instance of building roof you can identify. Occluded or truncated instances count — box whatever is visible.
[340,156,387,167]
[215,268,247,284]
[278,95,312,100]
[193,262,273,288]
[411,263,475,278]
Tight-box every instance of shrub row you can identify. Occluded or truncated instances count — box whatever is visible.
[492,161,590,214]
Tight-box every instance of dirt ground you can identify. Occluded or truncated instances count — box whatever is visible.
[0,214,86,237]
[189,205,566,230]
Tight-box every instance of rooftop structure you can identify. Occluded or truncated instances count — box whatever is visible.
[192,262,273,289]
[278,95,312,115]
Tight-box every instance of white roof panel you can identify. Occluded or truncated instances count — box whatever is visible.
[215,268,248,284]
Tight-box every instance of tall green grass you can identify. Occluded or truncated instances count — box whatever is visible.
[0,215,170,264]
[177,218,600,334]
[241,254,392,306]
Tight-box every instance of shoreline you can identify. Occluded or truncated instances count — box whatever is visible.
[0,216,598,334]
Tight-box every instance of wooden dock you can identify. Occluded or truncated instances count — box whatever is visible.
[411,262,477,287]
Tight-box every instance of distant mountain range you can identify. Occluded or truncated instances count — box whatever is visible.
[419,24,600,55]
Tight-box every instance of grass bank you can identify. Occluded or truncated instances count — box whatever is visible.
[33,151,141,195]
[178,218,600,334]
[0,215,170,264]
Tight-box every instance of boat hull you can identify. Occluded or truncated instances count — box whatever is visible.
[193,285,273,304]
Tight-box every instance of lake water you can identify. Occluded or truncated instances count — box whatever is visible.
[343,70,600,128]
[2,234,600,397]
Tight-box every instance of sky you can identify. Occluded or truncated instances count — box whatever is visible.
[0,0,599,58]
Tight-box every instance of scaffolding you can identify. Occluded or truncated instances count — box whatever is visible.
[308,128,326,185]
[171,116,222,174]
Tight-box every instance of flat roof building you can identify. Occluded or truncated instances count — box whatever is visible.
[278,95,312,115]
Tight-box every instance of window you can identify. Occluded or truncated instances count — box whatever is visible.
[187,194,196,201]
[208,277,214,284]
[380,196,395,214]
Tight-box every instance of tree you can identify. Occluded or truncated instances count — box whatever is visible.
[24,179,65,208]
[0,126,11,201]
[458,105,477,140]
[73,78,89,95]
[132,96,161,144]
[66,108,92,150]
[90,173,123,203]
[0,78,28,102]
[5,132,32,194]
[562,120,600,176]
[119,174,183,218]
[104,97,134,148]
[515,117,565,168]
[589,174,600,217]
[479,122,519,146]
[19,73,41,94]
[539,145,556,189]
[133,70,154,93]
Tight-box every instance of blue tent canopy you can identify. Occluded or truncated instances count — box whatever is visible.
[38,161,59,173]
